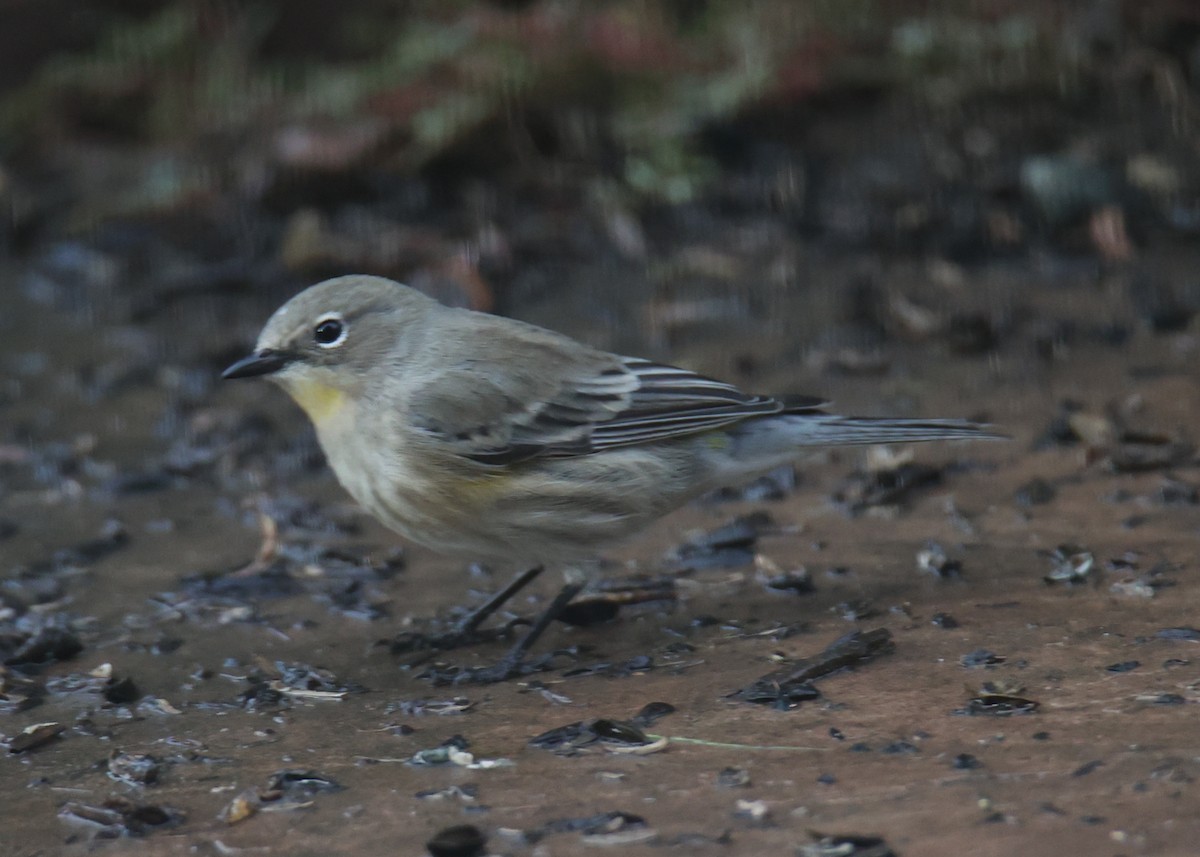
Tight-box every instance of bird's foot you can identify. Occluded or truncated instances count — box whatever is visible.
[420,578,588,686]
[388,566,548,658]
[420,651,569,686]
[388,619,526,656]
[442,659,527,686]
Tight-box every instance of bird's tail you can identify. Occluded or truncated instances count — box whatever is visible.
[777,414,1005,447]
[714,411,1004,480]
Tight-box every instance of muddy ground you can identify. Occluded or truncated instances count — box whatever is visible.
[6,90,1200,857]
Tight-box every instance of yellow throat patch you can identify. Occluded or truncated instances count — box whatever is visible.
[284,378,349,425]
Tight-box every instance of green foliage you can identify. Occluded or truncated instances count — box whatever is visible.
[0,1,1119,200]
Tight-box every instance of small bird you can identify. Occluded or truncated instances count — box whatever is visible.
[224,274,1000,681]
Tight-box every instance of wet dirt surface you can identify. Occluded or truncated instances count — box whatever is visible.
[6,90,1200,857]
[8,250,1200,857]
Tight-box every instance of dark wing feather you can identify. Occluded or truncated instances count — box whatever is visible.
[427,357,785,465]
[584,359,781,451]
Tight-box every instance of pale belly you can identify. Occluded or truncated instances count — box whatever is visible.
[295,381,707,565]
[325,435,697,565]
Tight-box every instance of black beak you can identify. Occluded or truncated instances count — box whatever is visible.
[222,349,293,380]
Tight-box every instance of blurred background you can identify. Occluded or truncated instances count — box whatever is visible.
[5,0,1200,368]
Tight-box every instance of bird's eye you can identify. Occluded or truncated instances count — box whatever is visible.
[313,315,346,348]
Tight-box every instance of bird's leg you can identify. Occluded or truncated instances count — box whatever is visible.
[389,565,544,655]
[454,565,545,636]
[459,580,585,684]
[497,581,584,667]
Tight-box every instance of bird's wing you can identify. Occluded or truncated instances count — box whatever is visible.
[582,358,784,454]
[408,345,794,466]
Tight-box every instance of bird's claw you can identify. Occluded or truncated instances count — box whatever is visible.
[388,619,527,656]
[421,658,533,686]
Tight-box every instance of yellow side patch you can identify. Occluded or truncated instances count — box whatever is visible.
[453,471,510,499]
[703,432,731,451]
[286,379,349,425]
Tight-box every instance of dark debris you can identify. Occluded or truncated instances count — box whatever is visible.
[1042,545,1095,584]
[1158,627,1200,641]
[107,751,161,786]
[171,508,403,625]
[43,667,141,707]
[1014,477,1057,507]
[557,577,677,626]
[760,566,816,596]
[264,768,344,799]
[955,693,1040,716]
[33,520,130,573]
[219,769,343,823]
[426,824,487,857]
[538,810,647,838]
[916,542,962,578]
[960,649,1005,668]
[953,753,982,770]
[405,736,473,767]
[389,696,475,717]
[3,625,84,669]
[58,797,183,838]
[717,767,752,788]
[0,667,45,713]
[800,831,897,857]
[4,721,65,753]
[832,462,944,515]
[1105,660,1140,673]
[732,629,894,709]
[529,702,674,755]
[561,653,657,680]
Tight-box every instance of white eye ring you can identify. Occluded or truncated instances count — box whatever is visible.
[313,312,348,348]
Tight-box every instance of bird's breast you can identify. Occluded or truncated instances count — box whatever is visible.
[282,377,351,426]
[312,410,510,555]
